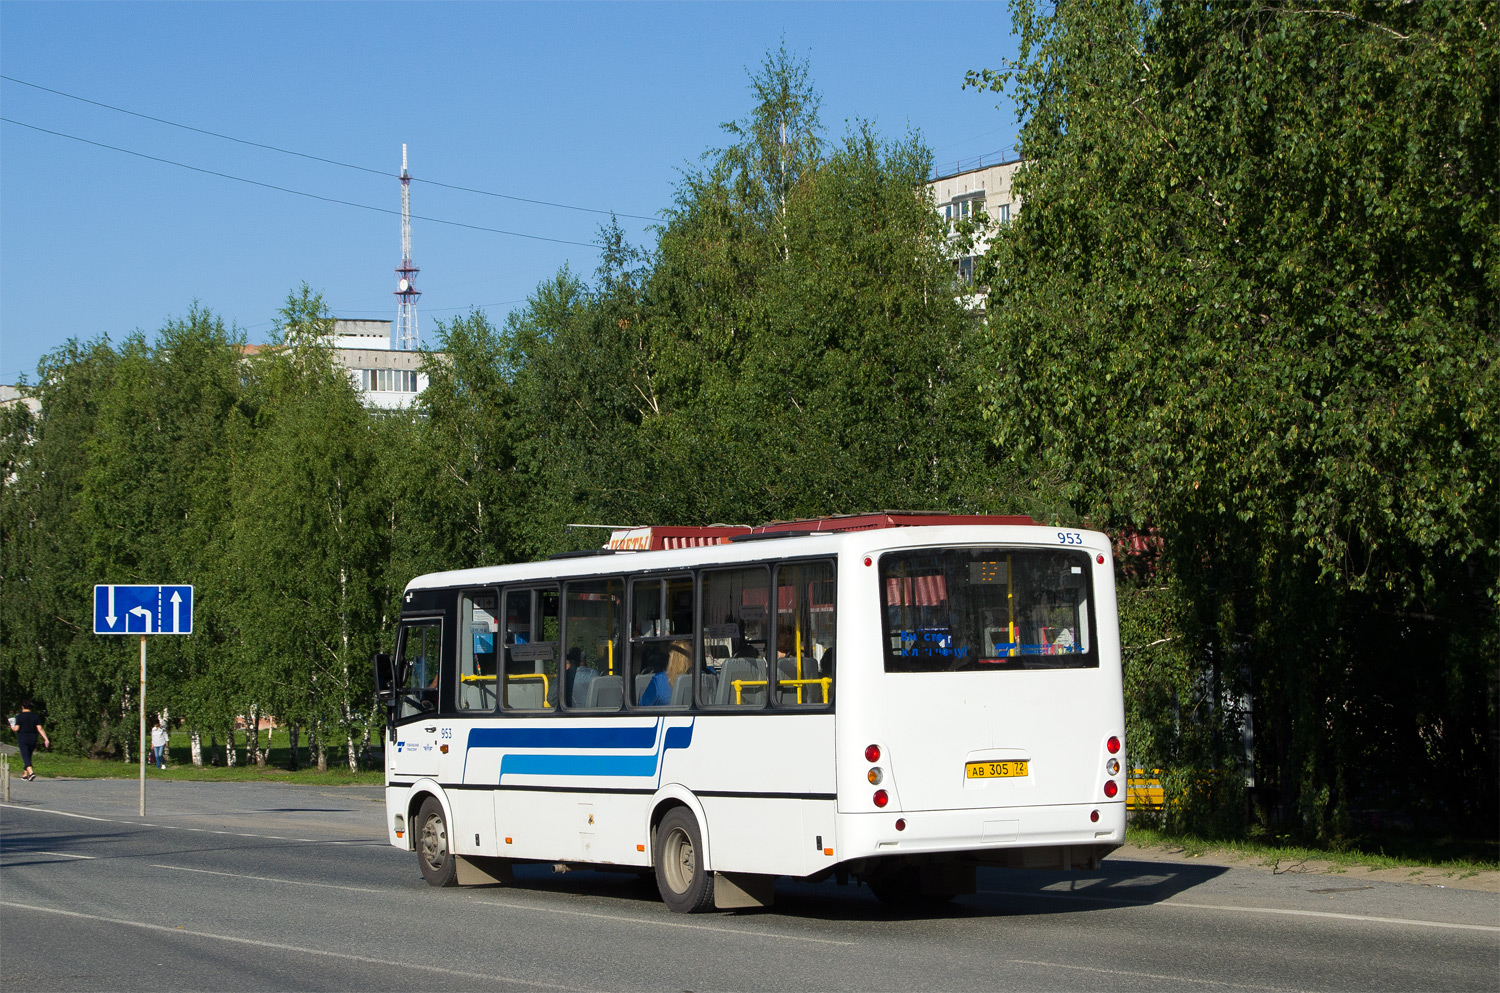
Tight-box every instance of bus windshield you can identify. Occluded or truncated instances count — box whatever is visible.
[880,547,1096,672]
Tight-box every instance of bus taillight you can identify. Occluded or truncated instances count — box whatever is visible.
[865,744,881,762]
[1106,735,1121,754]
[873,789,889,808]
[1104,780,1119,798]
[867,767,883,785]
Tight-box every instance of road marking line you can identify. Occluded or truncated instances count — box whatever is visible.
[470,895,857,946]
[35,851,97,859]
[1,804,386,847]
[1009,959,1300,991]
[980,888,1500,932]
[151,864,385,894]
[0,900,594,991]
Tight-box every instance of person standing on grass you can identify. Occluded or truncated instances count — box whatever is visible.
[10,701,50,781]
[150,718,169,770]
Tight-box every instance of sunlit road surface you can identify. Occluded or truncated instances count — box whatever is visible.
[3,779,1496,991]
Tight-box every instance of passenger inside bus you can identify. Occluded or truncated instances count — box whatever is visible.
[639,641,690,706]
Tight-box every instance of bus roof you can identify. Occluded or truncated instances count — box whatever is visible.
[606,512,1035,551]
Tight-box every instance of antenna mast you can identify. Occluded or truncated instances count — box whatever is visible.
[394,143,421,350]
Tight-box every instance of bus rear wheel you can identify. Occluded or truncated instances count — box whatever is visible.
[416,797,458,887]
[654,808,715,913]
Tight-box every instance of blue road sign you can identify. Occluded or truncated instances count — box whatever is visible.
[93,585,193,635]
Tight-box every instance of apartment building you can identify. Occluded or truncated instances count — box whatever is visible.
[927,157,1024,303]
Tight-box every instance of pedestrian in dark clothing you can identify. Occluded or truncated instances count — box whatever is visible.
[9,701,50,781]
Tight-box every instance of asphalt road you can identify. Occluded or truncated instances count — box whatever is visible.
[2,779,1496,991]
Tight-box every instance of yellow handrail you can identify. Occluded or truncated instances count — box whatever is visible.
[459,674,497,682]
[505,672,551,708]
[732,677,834,705]
[731,679,766,705]
[778,677,832,704]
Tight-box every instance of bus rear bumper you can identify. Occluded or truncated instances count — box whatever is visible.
[839,801,1125,864]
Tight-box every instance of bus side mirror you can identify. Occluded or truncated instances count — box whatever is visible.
[373,653,396,702]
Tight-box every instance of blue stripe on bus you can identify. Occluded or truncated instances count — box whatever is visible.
[500,752,662,778]
[467,724,659,750]
[475,718,695,783]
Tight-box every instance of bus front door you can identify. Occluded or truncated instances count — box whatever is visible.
[390,619,443,779]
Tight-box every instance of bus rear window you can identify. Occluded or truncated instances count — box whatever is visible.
[880,548,1096,672]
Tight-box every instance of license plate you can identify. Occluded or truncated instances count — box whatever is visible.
[966,759,1028,779]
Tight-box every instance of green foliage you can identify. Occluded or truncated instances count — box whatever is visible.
[970,0,1497,837]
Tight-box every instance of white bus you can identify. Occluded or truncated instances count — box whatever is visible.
[375,513,1126,912]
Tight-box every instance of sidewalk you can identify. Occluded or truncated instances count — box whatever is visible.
[1111,840,1500,893]
[0,775,386,843]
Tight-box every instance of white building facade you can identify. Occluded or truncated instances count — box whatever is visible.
[328,319,431,411]
[927,158,1025,303]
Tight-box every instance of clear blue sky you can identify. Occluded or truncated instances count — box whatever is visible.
[0,1,1020,384]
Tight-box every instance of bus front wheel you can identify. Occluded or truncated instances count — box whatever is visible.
[416,797,458,887]
[654,808,715,913]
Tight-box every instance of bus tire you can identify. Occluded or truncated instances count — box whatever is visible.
[416,796,458,888]
[654,807,715,913]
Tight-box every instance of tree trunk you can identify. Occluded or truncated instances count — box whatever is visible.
[209,731,219,766]
[315,723,327,772]
[190,728,203,766]
[225,724,237,767]
[287,722,300,771]
[247,707,259,767]
[261,716,273,767]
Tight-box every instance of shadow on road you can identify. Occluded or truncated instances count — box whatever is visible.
[450,856,1231,921]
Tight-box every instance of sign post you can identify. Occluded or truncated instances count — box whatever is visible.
[93,585,193,815]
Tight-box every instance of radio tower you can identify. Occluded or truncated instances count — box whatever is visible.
[394,143,420,350]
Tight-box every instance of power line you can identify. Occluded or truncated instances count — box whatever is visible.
[0,74,663,222]
[1,117,602,249]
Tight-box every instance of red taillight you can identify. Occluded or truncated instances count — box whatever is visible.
[1107,736,1121,754]
[1104,780,1119,798]
[873,789,889,808]
[865,744,881,763]
[1090,809,1100,823]
[864,556,873,567]
[1097,554,1105,564]
[895,818,906,831]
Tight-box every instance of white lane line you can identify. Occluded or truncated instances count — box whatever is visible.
[1009,959,1301,992]
[470,895,857,946]
[0,901,593,991]
[151,864,385,894]
[35,851,97,860]
[1,804,386,847]
[981,888,1500,933]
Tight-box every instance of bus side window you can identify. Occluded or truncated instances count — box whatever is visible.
[699,566,770,709]
[503,588,558,711]
[561,577,624,710]
[459,591,499,711]
[630,575,695,709]
[395,620,442,720]
[773,561,835,708]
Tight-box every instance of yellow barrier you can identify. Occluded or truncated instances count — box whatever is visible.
[1127,768,1165,811]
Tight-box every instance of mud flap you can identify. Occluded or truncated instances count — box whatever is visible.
[714,871,776,909]
[455,855,514,886]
